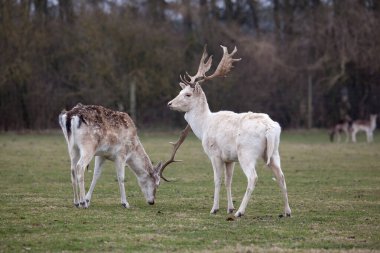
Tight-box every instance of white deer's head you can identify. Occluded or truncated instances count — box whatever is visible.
[168,45,241,113]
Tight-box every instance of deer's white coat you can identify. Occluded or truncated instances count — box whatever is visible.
[168,84,291,217]
[351,114,377,143]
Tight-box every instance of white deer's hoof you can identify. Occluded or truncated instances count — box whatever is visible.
[235,211,244,218]
[121,203,130,208]
[210,209,219,214]
[80,201,88,209]
[227,208,235,214]
[279,213,291,218]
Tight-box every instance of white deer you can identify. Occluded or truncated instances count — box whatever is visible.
[168,45,291,217]
[351,114,377,143]
[59,103,188,208]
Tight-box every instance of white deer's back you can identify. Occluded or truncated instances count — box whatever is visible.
[202,111,279,162]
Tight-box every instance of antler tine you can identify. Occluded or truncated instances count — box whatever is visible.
[159,124,191,182]
[180,74,192,86]
[204,45,241,81]
[187,45,213,84]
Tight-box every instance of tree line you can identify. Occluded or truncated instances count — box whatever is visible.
[0,0,379,130]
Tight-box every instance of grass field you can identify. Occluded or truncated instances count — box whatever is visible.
[0,129,379,252]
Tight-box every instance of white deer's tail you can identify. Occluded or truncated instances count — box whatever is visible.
[265,123,281,165]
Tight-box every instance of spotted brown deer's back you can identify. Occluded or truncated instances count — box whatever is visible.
[66,104,136,146]
[67,104,134,128]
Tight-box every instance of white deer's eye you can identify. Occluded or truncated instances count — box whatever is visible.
[185,94,192,97]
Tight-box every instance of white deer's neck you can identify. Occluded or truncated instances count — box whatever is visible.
[184,94,211,140]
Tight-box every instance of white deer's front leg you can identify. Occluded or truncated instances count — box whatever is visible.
[85,156,106,206]
[225,162,235,214]
[115,158,129,208]
[210,158,224,214]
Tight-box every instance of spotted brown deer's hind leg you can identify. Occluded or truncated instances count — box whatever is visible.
[69,148,80,207]
[76,152,94,208]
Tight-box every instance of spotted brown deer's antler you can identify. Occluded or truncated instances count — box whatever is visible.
[159,124,191,182]
[180,45,241,87]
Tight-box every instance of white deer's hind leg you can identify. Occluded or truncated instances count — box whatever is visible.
[210,157,224,214]
[235,162,257,217]
[115,158,129,208]
[70,148,80,207]
[269,151,291,217]
[235,154,258,217]
[76,153,94,208]
[225,162,235,214]
[85,156,106,206]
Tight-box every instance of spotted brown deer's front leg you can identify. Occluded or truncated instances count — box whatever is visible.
[76,153,94,208]
[115,158,129,208]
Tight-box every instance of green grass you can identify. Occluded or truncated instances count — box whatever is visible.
[0,130,379,252]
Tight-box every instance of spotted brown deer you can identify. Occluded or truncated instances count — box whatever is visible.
[168,45,291,217]
[329,117,351,143]
[59,104,189,208]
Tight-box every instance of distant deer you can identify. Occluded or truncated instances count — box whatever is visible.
[329,117,351,143]
[351,114,377,143]
[59,104,189,208]
[168,45,291,217]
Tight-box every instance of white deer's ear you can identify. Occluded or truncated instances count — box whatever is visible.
[179,82,187,89]
[194,83,202,94]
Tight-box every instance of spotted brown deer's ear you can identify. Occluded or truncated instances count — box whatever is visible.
[153,162,162,186]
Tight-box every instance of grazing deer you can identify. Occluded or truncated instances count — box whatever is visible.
[351,114,377,143]
[168,45,291,217]
[59,103,189,208]
[329,117,351,143]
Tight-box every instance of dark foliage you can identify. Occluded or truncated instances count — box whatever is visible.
[1,0,379,130]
